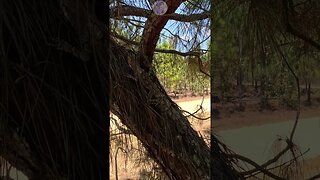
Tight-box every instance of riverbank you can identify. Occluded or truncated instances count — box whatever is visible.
[213,105,320,131]
[110,96,320,179]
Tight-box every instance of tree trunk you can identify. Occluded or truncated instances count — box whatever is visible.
[1,0,242,179]
[259,37,268,110]
[109,40,240,179]
[254,80,258,92]
[238,69,244,111]
[307,81,311,105]
[1,0,108,179]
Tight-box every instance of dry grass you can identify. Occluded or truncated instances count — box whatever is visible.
[246,155,320,180]
[213,102,320,132]
[302,155,320,178]
[109,98,211,180]
[110,95,320,179]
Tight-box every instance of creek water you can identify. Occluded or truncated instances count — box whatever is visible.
[7,99,319,179]
[216,117,320,165]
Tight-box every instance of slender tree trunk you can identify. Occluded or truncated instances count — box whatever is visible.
[307,81,311,105]
[254,80,258,92]
[238,31,244,110]
[238,69,244,110]
[259,37,268,109]
[251,70,255,87]
[184,81,187,97]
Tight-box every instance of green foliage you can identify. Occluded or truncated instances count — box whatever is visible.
[153,40,210,94]
[153,41,185,91]
[211,11,245,97]
[273,70,298,109]
[210,3,320,109]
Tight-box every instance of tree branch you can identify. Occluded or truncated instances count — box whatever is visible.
[154,49,201,56]
[110,31,140,46]
[196,56,211,78]
[228,153,286,180]
[0,129,48,179]
[139,0,187,70]
[182,109,210,120]
[110,5,210,22]
[181,96,210,120]
[246,148,309,179]
[110,32,205,57]
[240,142,292,176]
[283,0,320,50]
[307,173,320,180]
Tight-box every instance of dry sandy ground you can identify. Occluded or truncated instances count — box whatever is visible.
[247,155,320,179]
[110,96,320,180]
[214,103,320,179]
[109,97,211,180]
[213,105,320,131]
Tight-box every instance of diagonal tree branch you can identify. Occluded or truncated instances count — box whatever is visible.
[154,48,201,56]
[307,173,320,180]
[139,0,187,70]
[229,153,286,180]
[111,31,204,57]
[110,5,210,22]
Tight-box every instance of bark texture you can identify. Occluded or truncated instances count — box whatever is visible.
[1,0,108,179]
[109,40,241,179]
[1,0,241,179]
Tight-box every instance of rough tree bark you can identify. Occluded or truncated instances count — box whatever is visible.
[110,41,211,179]
[1,0,108,179]
[109,40,240,179]
[1,0,240,179]
[110,0,240,178]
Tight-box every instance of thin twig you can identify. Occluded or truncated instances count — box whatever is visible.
[115,147,127,180]
[270,37,300,142]
[245,148,310,178]
[181,95,210,120]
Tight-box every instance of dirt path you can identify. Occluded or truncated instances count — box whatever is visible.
[174,96,210,113]
[173,95,210,103]
[109,96,211,180]
[213,106,320,131]
[110,96,320,179]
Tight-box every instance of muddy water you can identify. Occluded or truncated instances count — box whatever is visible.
[9,99,320,179]
[2,166,28,180]
[216,117,320,165]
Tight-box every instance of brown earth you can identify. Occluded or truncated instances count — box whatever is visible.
[110,95,320,179]
[213,104,320,132]
[170,95,210,103]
